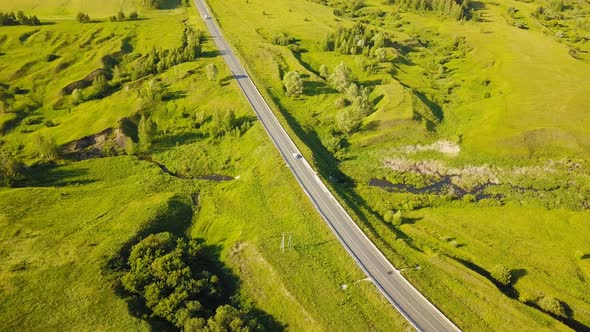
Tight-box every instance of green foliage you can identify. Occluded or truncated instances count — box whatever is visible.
[32,135,58,162]
[129,11,139,20]
[328,62,353,93]
[206,63,219,81]
[208,109,237,138]
[72,88,83,106]
[122,232,220,327]
[319,64,329,79]
[490,264,512,286]
[87,74,110,100]
[388,0,472,20]
[138,114,157,150]
[282,71,303,97]
[76,12,91,23]
[0,11,40,26]
[0,151,21,187]
[336,107,362,135]
[122,232,264,330]
[141,79,166,101]
[537,296,568,318]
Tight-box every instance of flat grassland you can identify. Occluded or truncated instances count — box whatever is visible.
[0,2,410,331]
[204,0,590,330]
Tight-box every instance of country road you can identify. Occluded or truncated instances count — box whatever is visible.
[192,1,461,331]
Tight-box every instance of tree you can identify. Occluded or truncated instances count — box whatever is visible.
[72,88,83,105]
[319,64,329,79]
[346,83,359,100]
[138,114,157,149]
[0,152,21,187]
[208,109,236,138]
[142,79,166,101]
[129,12,139,20]
[282,71,303,97]
[32,135,58,162]
[76,12,91,23]
[88,74,109,99]
[329,62,353,92]
[206,63,218,81]
[336,107,362,135]
[538,296,567,318]
[490,264,512,286]
[117,11,126,21]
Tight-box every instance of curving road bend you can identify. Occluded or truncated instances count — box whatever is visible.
[192,1,461,331]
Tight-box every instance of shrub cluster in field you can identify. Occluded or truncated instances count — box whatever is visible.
[0,11,40,26]
[119,232,265,331]
[109,11,140,22]
[143,0,192,9]
[531,0,590,61]
[386,0,474,20]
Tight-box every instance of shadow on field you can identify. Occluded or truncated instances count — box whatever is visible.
[18,164,95,187]
[450,256,590,331]
[304,80,337,96]
[267,93,421,256]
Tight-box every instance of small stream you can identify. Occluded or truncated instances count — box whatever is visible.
[140,156,234,182]
[369,177,502,200]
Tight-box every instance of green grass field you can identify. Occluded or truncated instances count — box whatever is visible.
[0,1,412,330]
[203,0,590,329]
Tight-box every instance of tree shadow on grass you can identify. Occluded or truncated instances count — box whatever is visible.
[162,90,187,101]
[155,131,203,149]
[200,50,219,58]
[18,163,95,187]
[450,256,590,331]
[304,80,338,96]
[267,94,420,255]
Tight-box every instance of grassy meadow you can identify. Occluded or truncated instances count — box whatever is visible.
[0,1,411,331]
[204,0,590,330]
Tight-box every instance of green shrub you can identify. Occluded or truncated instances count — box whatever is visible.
[537,296,567,318]
[490,264,512,286]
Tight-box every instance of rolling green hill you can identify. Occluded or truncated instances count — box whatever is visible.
[0,1,410,331]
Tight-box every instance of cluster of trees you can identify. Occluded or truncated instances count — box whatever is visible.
[387,0,473,20]
[76,12,91,23]
[0,11,41,26]
[71,74,111,104]
[109,11,139,22]
[126,28,204,80]
[143,0,191,9]
[323,23,388,56]
[121,232,265,331]
[323,62,372,135]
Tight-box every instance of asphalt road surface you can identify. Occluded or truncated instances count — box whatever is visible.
[192,1,461,331]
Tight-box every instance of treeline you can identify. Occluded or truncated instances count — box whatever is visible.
[0,11,40,26]
[143,0,191,9]
[386,0,473,20]
[109,11,139,22]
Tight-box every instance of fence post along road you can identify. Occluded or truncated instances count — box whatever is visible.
[192,1,461,331]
